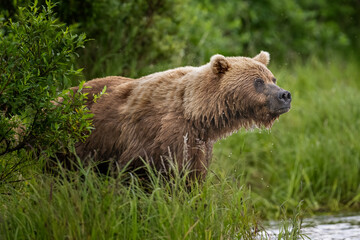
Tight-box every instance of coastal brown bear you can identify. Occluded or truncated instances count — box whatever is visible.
[72,51,291,179]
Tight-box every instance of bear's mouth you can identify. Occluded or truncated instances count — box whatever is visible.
[275,106,291,115]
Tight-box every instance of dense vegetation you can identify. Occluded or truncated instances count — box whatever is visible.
[0,2,94,183]
[1,0,359,78]
[0,0,359,239]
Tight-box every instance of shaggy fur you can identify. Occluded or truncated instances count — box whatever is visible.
[71,51,291,179]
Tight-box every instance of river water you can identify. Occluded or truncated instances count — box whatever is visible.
[265,214,360,239]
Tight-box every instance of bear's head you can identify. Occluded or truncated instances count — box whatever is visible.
[182,51,291,140]
[208,51,291,131]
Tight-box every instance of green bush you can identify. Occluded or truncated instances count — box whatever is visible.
[0,1,92,183]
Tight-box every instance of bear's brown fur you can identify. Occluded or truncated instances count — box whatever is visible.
[72,51,291,179]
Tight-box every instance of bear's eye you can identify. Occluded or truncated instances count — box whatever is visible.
[255,78,264,85]
[254,78,265,92]
[272,78,277,84]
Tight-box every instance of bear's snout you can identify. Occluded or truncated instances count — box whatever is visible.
[271,89,291,114]
[265,84,292,115]
[277,90,292,104]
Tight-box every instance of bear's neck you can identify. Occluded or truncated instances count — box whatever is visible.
[191,109,254,141]
[189,100,276,142]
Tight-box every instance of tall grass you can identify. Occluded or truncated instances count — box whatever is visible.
[213,56,360,216]
[0,164,287,240]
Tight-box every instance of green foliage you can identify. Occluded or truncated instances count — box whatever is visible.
[74,0,188,78]
[176,0,360,65]
[73,0,360,78]
[0,1,91,183]
[1,0,359,78]
[1,0,190,78]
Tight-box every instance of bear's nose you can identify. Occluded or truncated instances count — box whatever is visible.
[278,90,291,103]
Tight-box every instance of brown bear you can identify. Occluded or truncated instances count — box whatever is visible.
[72,51,291,180]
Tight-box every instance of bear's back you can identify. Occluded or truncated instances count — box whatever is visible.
[72,76,134,109]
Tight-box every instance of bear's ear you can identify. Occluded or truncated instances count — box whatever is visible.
[253,51,270,66]
[210,54,230,75]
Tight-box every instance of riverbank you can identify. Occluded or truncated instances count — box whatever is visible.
[265,213,360,239]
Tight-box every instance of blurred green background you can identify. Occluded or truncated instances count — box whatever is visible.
[1,0,359,78]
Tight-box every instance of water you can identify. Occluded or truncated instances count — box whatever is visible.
[266,214,360,240]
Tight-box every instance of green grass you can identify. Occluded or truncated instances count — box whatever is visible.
[1,57,359,239]
[0,166,292,240]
